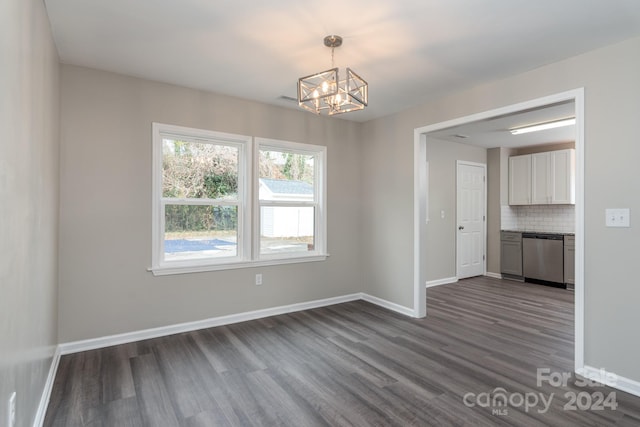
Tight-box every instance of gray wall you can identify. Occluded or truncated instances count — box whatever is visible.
[425,139,487,280]
[487,142,577,273]
[7,8,639,416]
[486,148,501,275]
[361,35,640,381]
[58,65,364,342]
[0,0,60,425]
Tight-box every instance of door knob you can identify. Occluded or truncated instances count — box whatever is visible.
[458,226,464,230]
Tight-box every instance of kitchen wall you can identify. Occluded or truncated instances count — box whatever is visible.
[487,144,576,273]
[501,205,575,233]
[0,0,60,425]
[361,35,640,382]
[425,138,487,281]
[500,143,577,233]
[58,65,364,342]
[487,146,517,274]
[516,141,575,155]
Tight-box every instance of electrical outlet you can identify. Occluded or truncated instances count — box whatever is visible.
[255,273,262,286]
[8,391,16,427]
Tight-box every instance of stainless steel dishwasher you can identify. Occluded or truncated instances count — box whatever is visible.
[522,233,564,284]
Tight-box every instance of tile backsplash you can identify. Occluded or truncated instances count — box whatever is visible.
[501,205,575,233]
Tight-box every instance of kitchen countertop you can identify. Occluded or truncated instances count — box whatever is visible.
[501,229,574,236]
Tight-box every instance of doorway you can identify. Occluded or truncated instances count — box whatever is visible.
[413,89,584,372]
[456,161,486,279]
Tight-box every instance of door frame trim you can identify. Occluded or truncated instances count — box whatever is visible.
[413,88,585,373]
[455,161,487,279]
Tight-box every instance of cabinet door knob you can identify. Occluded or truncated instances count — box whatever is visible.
[458,226,464,230]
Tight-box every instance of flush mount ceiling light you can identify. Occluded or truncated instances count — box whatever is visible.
[509,117,576,135]
[298,35,368,116]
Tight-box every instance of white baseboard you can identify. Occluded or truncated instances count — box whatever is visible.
[360,293,415,317]
[425,277,458,288]
[33,346,61,427]
[577,365,640,398]
[59,293,411,355]
[485,272,502,279]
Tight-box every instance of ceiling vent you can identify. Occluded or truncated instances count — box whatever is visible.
[278,95,298,103]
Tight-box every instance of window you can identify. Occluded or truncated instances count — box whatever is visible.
[152,124,250,271]
[256,138,326,260]
[152,124,326,275]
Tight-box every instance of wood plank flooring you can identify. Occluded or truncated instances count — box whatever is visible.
[44,277,640,426]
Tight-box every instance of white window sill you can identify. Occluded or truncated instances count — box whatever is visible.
[149,254,329,276]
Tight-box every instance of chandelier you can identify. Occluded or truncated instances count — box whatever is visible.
[297,35,368,116]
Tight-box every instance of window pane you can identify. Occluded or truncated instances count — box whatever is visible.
[164,205,237,261]
[260,206,314,255]
[163,138,238,200]
[259,150,314,201]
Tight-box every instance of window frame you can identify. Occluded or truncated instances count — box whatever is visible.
[254,138,327,261]
[152,123,252,274]
[151,123,327,276]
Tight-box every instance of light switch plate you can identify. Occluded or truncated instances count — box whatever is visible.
[605,208,630,227]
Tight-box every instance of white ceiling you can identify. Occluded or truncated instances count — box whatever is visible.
[45,0,640,123]
[427,101,576,149]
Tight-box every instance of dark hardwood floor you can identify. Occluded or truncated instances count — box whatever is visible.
[44,277,640,426]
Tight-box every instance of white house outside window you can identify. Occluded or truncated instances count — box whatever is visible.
[151,124,326,275]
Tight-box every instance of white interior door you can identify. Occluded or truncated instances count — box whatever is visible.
[457,162,486,279]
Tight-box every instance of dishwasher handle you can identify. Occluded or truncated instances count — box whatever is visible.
[522,233,564,240]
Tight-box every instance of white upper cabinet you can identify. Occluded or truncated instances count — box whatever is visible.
[509,149,575,206]
[531,152,551,204]
[550,149,575,204]
[509,155,531,205]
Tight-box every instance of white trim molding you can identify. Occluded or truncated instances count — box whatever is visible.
[361,293,416,317]
[426,277,459,288]
[37,292,413,425]
[485,272,502,279]
[61,294,359,354]
[150,124,329,276]
[573,88,585,372]
[413,132,428,318]
[59,293,414,355]
[33,346,62,427]
[414,88,586,378]
[577,366,640,398]
[455,161,488,279]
